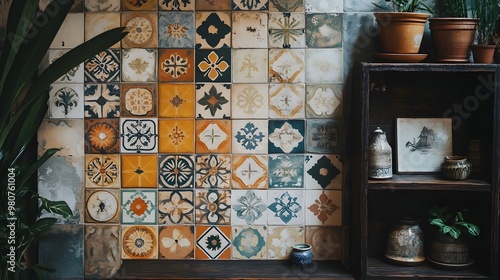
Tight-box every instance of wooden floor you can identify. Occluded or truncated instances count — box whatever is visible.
[114,260,354,280]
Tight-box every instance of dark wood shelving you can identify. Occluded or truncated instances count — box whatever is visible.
[368,174,491,191]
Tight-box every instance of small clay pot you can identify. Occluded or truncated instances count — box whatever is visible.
[441,156,472,180]
[290,244,313,267]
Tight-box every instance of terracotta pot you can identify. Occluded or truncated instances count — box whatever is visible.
[471,44,496,63]
[375,12,430,54]
[429,18,477,63]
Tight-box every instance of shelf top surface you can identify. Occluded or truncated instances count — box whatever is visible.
[358,62,499,72]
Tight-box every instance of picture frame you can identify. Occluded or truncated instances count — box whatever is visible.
[396,118,453,173]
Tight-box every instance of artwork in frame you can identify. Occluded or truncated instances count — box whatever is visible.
[396,118,453,173]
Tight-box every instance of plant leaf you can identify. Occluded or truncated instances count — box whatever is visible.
[38,197,73,218]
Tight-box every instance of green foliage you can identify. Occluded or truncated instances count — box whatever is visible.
[428,207,480,239]
[438,0,468,17]
[0,0,127,279]
[373,0,434,13]
[472,0,500,44]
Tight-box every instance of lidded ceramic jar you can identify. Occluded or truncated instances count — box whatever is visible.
[441,156,472,180]
[368,127,392,179]
[290,243,313,267]
[385,217,425,265]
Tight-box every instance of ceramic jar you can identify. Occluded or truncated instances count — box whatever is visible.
[441,156,472,180]
[368,127,392,179]
[385,217,425,265]
[429,234,471,265]
[290,244,313,267]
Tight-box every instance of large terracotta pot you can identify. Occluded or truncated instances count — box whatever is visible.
[375,12,430,54]
[429,18,478,63]
[471,44,496,63]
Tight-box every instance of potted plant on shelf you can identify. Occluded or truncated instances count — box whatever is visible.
[427,207,480,267]
[471,0,500,63]
[428,0,478,62]
[0,0,127,279]
[372,0,433,61]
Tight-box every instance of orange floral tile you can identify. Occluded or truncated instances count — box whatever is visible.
[121,225,158,259]
[121,84,157,117]
[158,83,195,118]
[122,12,158,48]
[195,120,231,154]
[159,119,195,153]
[121,155,158,188]
[195,225,231,260]
[158,225,195,259]
[84,119,120,153]
[85,154,120,188]
[158,49,194,82]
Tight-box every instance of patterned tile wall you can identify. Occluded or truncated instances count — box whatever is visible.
[36,0,346,277]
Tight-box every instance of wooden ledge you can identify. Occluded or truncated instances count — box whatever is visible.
[114,260,353,280]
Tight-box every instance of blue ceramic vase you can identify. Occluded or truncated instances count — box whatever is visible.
[290,244,313,267]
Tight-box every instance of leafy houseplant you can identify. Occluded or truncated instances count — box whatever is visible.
[470,0,500,62]
[373,0,433,13]
[0,0,127,279]
[428,207,480,239]
[438,0,467,17]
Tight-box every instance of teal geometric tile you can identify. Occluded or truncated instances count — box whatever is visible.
[306,119,341,154]
[232,226,267,259]
[268,120,305,154]
[304,154,342,190]
[268,154,304,188]
[121,189,157,224]
[267,190,304,225]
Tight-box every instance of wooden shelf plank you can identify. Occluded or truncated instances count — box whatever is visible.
[368,174,491,191]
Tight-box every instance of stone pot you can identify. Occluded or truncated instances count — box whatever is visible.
[429,234,472,266]
[385,217,425,265]
[441,156,472,180]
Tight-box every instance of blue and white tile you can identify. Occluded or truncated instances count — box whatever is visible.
[267,190,304,225]
[85,49,121,83]
[122,48,157,82]
[196,83,231,119]
[232,120,268,154]
[232,155,268,189]
[84,83,121,118]
[306,119,341,154]
[158,12,195,48]
[305,0,343,12]
[268,83,305,119]
[159,154,195,189]
[232,49,268,83]
[267,226,304,259]
[268,154,304,188]
[121,189,157,224]
[306,84,342,119]
[305,154,342,190]
[231,12,268,48]
[305,49,343,83]
[305,190,342,226]
[48,49,84,83]
[48,83,84,118]
[120,118,158,153]
[268,120,305,154]
[231,84,268,119]
[232,226,267,259]
[231,190,268,225]
[268,12,305,48]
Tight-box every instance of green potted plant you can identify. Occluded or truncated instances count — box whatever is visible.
[429,0,478,62]
[0,0,127,279]
[471,0,500,63]
[372,0,433,57]
[427,207,480,267]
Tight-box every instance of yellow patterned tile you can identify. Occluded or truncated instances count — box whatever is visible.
[159,119,195,153]
[121,225,158,259]
[85,154,120,188]
[121,155,158,188]
[158,83,195,118]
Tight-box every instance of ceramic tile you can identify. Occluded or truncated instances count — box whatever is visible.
[232,49,268,83]
[195,154,231,189]
[269,49,305,83]
[85,50,121,83]
[159,225,195,259]
[232,120,268,154]
[306,119,341,154]
[305,0,343,12]
[267,190,304,225]
[49,50,84,83]
[268,12,305,48]
[85,12,121,48]
[305,190,342,226]
[305,226,343,260]
[158,83,195,118]
[121,225,158,259]
[121,154,158,188]
[195,12,231,49]
[232,226,267,259]
[48,83,84,118]
[85,154,121,188]
[158,49,195,82]
[231,12,268,48]
[195,225,231,259]
[84,225,121,278]
[85,0,121,11]
[305,49,343,83]
[231,84,269,119]
[304,154,342,190]
[84,119,120,153]
[39,225,84,278]
[50,13,84,48]
[122,12,157,48]
[268,154,304,188]
[160,0,195,10]
[231,190,267,225]
[122,0,157,10]
[120,118,158,153]
[196,83,231,119]
[268,120,305,154]
[84,84,121,118]
[158,12,195,47]
[158,190,194,224]
[232,155,268,189]
[38,119,85,159]
[267,226,304,259]
[85,189,120,223]
[195,189,231,224]
[269,83,305,119]
[121,189,158,224]
[122,48,157,82]
[158,155,195,189]
[305,13,342,48]
[195,120,231,153]
[232,0,268,10]
[195,0,232,10]
[306,84,342,119]
[121,84,157,117]
[269,0,304,12]
[195,49,231,82]
[158,119,195,153]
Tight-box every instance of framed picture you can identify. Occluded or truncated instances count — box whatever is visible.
[396,118,452,173]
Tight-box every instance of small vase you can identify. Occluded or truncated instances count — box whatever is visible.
[385,217,425,265]
[290,244,313,267]
[368,127,392,179]
[441,156,472,180]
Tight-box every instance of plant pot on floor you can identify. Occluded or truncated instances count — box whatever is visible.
[429,18,478,62]
[471,44,496,63]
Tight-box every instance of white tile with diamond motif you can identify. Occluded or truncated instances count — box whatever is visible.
[269,49,305,83]
[304,154,342,190]
[232,155,268,189]
[306,84,342,119]
[267,190,304,225]
[269,83,305,119]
